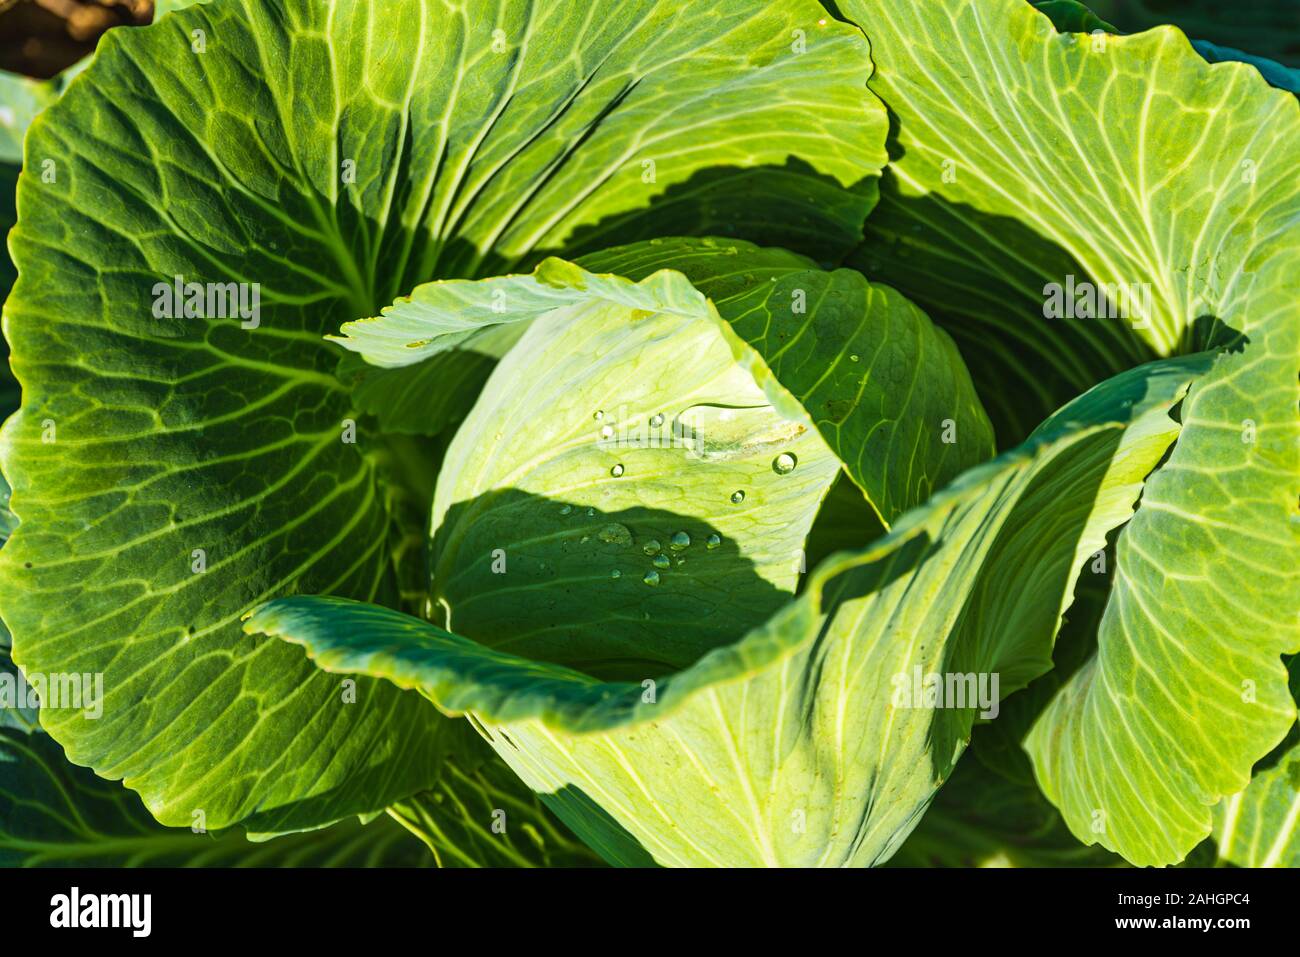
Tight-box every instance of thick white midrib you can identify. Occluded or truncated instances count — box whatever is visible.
[1215,790,1244,859]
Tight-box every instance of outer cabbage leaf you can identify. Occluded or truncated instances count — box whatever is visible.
[842,0,1300,867]
[0,720,435,867]
[0,0,883,835]
[847,0,1298,443]
[1,634,593,866]
[1213,752,1300,868]
[0,759,435,869]
[1209,658,1300,868]
[1028,320,1300,865]
[246,354,1209,866]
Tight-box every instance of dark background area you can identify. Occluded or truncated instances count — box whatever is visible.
[1085,0,1300,66]
[0,0,151,78]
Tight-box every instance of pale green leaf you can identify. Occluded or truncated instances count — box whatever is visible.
[1210,658,1300,868]
[576,239,995,522]
[892,579,1122,868]
[425,260,843,678]
[332,257,717,368]
[1212,751,1300,867]
[840,0,1300,867]
[846,0,1298,442]
[1028,326,1300,865]
[247,354,1208,866]
[415,246,992,679]
[346,238,995,524]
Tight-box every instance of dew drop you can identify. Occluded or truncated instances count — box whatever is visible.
[610,463,625,477]
[643,570,660,586]
[593,410,604,421]
[642,539,662,556]
[669,531,691,551]
[730,490,746,504]
[706,533,722,549]
[849,354,859,362]
[610,569,622,580]
[559,504,573,515]
[652,554,671,569]
[597,523,633,546]
[649,412,665,428]
[600,424,614,439]
[773,453,797,475]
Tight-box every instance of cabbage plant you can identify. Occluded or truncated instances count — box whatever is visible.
[0,0,1296,868]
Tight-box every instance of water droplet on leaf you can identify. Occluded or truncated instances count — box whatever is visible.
[597,523,633,546]
[669,531,691,551]
[643,570,660,586]
[642,539,661,556]
[706,533,721,549]
[773,453,797,475]
[610,463,625,477]
[730,490,745,504]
